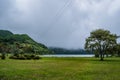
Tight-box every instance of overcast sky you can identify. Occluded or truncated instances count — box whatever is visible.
[0,0,120,49]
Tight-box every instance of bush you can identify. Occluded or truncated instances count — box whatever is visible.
[33,56,41,60]
[18,56,26,60]
[30,54,35,58]
[13,53,19,57]
[95,54,99,58]
[24,54,31,60]
[9,56,17,59]
[9,54,41,60]
[1,54,6,60]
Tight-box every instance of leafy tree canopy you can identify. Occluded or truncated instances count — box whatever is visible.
[85,29,118,61]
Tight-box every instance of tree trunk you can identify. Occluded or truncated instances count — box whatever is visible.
[100,57,103,61]
[99,44,104,61]
[100,53,104,61]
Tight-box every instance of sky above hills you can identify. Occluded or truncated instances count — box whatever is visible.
[0,0,120,49]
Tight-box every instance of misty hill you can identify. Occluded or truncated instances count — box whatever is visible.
[0,30,51,54]
[49,47,93,54]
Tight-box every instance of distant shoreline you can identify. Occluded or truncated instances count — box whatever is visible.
[41,54,94,57]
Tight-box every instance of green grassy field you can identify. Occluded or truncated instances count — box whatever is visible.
[0,57,120,80]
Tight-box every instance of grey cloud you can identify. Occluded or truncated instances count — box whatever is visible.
[0,0,120,49]
[0,0,12,17]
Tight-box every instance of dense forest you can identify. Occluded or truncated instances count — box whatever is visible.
[0,30,52,55]
[49,47,93,54]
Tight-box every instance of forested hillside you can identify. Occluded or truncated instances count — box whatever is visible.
[0,30,51,54]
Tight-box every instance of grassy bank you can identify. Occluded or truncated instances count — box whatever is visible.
[0,57,120,80]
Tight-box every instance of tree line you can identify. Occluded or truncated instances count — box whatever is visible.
[49,47,93,54]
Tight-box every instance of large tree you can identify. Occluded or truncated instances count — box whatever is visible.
[85,29,117,61]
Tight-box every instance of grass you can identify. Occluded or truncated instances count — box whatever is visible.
[0,57,120,80]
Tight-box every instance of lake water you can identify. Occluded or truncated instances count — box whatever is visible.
[41,54,94,57]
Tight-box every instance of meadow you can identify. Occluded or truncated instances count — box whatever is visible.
[0,57,120,80]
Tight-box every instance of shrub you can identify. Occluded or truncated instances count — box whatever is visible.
[9,54,41,60]
[25,55,31,60]
[13,53,19,57]
[9,56,17,59]
[33,56,41,60]
[18,55,26,60]
[1,54,6,60]
[30,54,35,58]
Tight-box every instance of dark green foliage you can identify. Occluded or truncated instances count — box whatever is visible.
[13,53,19,57]
[9,54,41,60]
[30,54,36,58]
[1,54,6,60]
[17,55,26,60]
[33,56,41,60]
[9,56,17,59]
[49,47,92,54]
[112,43,120,57]
[0,30,51,55]
[85,29,118,61]
[0,30,13,38]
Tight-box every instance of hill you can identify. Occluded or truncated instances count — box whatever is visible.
[0,30,13,38]
[0,30,51,54]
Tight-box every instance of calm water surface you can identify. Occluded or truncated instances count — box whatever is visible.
[41,54,94,57]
